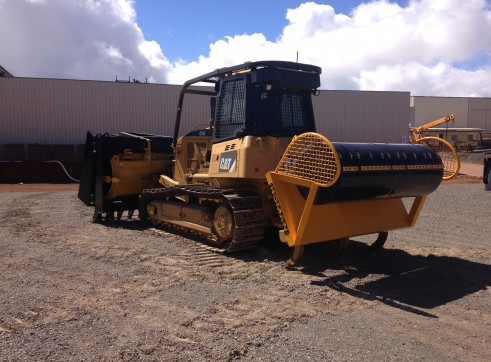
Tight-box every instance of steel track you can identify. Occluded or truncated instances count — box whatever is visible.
[140,184,266,252]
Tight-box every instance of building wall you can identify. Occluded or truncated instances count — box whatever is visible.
[0,77,409,145]
[468,98,491,130]
[410,96,469,128]
[314,90,409,143]
[411,96,491,133]
[0,77,211,144]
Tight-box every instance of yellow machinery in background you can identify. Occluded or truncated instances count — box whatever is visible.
[410,114,460,180]
[79,61,448,266]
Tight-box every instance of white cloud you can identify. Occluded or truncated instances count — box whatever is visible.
[357,62,491,97]
[0,0,171,82]
[168,0,491,96]
[0,0,490,96]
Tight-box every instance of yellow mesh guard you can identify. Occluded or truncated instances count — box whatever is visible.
[415,137,460,180]
[275,132,341,187]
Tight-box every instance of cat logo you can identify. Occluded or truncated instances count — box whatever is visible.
[219,151,237,173]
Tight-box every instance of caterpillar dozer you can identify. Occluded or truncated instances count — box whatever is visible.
[78,61,445,265]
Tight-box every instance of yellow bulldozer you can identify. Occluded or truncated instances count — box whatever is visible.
[78,61,447,265]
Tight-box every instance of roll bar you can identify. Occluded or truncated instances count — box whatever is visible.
[171,61,322,147]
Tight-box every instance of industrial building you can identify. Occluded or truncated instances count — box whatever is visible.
[411,96,491,147]
[0,77,409,145]
[411,96,491,131]
[1,65,490,182]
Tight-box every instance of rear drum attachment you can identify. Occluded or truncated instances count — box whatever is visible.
[267,132,443,264]
[275,132,444,205]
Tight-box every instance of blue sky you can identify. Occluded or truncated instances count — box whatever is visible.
[0,0,490,96]
[134,1,400,62]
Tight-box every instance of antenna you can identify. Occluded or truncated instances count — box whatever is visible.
[296,51,299,63]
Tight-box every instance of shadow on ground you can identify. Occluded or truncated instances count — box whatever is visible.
[94,219,490,316]
[296,240,491,316]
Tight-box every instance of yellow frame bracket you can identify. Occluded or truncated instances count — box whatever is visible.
[267,171,428,248]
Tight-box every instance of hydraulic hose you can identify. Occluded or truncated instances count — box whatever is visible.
[0,160,80,183]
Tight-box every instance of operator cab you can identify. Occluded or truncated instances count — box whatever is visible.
[213,62,320,143]
[173,61,322,146]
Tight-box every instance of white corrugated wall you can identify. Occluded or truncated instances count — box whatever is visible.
[410,96,469,128]
[468,98,491,130]
[1,77,409,144]
[313,90,409,143]
[0,78,211,144]
[411,96,491,131]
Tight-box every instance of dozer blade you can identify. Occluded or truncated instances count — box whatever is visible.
[266,132,443,249]
[78,131,97,206]
[77,131,173,221]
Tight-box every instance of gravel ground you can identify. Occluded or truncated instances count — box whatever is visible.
[0,182,490,361]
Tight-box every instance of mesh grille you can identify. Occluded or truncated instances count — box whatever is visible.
[281,94,306,127]
[415,137,459,179]
[275,133,340,187]
[214,78,246,140]
[258,92,314,131]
